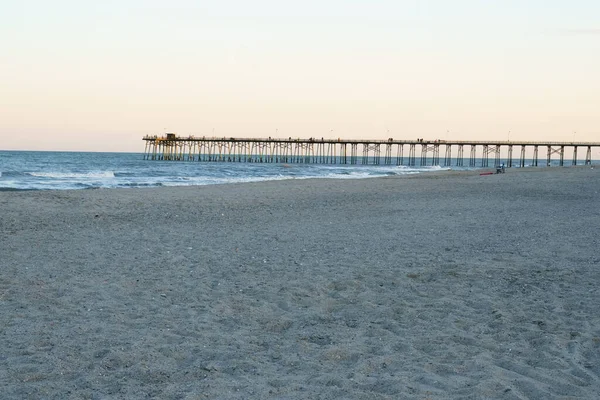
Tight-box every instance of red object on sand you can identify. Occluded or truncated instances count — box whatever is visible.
[480,172,494,176]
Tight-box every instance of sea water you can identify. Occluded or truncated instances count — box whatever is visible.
[0,151,454,190]
[0,150,581,191]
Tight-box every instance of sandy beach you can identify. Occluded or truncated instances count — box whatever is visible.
[1,166,599,399]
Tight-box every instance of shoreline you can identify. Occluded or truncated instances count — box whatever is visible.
[1,166,599,398]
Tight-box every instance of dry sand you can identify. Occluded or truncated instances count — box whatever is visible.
[1,167,599,399]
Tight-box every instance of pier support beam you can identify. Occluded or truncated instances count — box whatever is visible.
[456,145,464,167]
[396,144,404,166]
[340,143,348,164]
[586,146,592,165]
[350,144,358,165]
[444,144,452,167]
[482,145,489,167]
[494,145,501,167]
[469,145,477,167]
[384,144,393,165]
[408,144,416,166]
[546,146,564,167]
[432,144,440,166]
[362,143,381,165]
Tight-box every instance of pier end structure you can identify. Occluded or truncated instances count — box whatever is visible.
[143,135,600,168]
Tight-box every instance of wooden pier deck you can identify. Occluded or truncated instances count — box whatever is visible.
[143,134,600,168]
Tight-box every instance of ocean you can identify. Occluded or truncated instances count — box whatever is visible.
[0,150,590,191]
[0,150,456,191]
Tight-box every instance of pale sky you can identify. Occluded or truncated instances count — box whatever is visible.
[1,0,599,152]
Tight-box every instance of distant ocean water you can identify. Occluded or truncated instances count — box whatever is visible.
[0,150,457,191]
[0,150,586,191]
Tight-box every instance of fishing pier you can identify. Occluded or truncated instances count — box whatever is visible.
[143,134,600,167]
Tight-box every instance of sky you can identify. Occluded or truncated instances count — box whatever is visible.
[1,0,599,152]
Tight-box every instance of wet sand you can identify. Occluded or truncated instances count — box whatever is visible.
[1,166,599,399]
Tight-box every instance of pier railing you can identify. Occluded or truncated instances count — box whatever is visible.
[142,135,600,167]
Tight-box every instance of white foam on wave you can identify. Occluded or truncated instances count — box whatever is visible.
[160,175,291,187]
[152,167,439,188]
[309,172,375,180]
[394,165,450,172]
[10,165,451,190]
[209,172,387,184]
[28,171,116,179]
